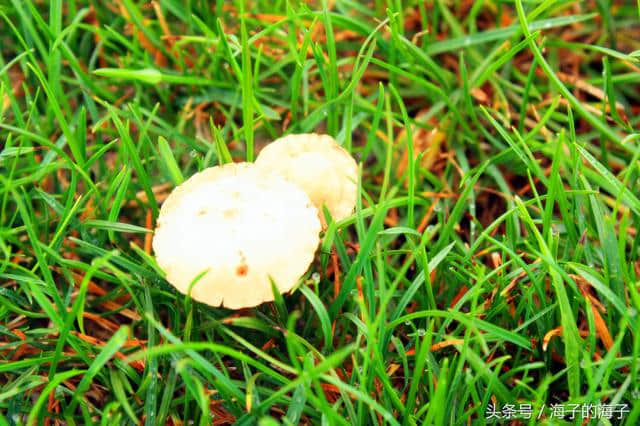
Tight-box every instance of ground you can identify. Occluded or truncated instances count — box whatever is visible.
[0,0,639,425]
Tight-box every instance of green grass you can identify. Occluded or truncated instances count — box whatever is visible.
[1,0,639,425]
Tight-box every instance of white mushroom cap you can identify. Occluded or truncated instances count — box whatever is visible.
[152,163,321,309]
[255,133,358,227]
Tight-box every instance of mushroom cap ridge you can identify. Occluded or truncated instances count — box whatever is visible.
[152,162,321,309]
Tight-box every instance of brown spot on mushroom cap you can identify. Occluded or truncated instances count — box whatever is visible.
[236,264,248,277]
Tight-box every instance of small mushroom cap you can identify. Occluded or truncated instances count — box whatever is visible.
[255,133,358,227]
[152,163,321,309]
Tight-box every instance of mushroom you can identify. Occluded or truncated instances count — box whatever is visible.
[152,163,321,309]
[255,133,358,227]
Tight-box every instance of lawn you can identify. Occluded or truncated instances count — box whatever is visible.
[1,0,639,425]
